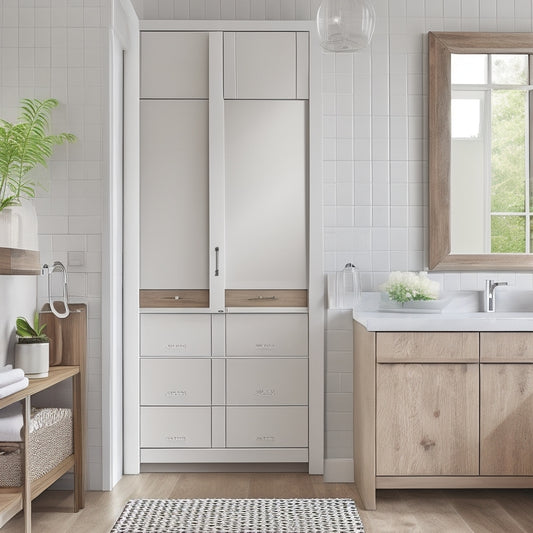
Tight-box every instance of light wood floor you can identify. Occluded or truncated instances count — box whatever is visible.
[2,473,533,532]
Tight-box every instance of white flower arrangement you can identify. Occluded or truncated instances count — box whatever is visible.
[380,271,440,304]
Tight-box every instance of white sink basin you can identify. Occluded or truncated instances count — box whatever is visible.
[354,291,533,332]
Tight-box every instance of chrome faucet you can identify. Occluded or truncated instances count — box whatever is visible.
[484,279,508,312]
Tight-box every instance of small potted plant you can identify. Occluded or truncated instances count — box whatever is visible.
[0,98,76,249]
[14,313,50,378]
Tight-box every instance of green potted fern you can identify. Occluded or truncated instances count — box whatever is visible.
[0,98,75,249]
[14,313,50,378]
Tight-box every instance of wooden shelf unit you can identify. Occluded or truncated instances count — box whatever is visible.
[0,247,40,276]
[0,364,85,532]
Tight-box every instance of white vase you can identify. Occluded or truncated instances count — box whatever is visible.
[0,200,39,250]
[15,342,49,378]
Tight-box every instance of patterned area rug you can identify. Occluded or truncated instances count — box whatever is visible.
[110,498,365,533]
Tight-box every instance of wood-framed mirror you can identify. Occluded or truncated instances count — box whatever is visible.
[429,32,533,270]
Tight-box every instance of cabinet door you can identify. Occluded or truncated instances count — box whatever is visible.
[141,32,209,98]
[481,364,533,475]
[140,100,209,290]
[224,32,299,99]
[376,363,479,476]
[225,100,307,289]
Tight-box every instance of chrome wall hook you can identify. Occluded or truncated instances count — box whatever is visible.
[41,261,70,319]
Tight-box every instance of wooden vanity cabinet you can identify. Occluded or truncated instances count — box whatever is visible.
[375,331,479,477]
[480,332,533,476]
[354,324,533,511]
[377,363,479,476]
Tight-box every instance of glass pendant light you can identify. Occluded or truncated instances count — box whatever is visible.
[317,0,376,53]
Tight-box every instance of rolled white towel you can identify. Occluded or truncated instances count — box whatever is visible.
[0,378,29,400]
[0,365,13,373]
[0,369,25,389]
[0,402,23,441]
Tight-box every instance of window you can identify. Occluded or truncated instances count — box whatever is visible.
[451,53,532,253]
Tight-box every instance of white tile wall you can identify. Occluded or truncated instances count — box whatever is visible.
[0,0,107,490]
[4,0,533,488]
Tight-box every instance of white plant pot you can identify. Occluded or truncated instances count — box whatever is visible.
[0,200,39,250]
[15,342,49,378]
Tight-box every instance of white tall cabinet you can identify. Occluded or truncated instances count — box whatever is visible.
[126,21,323,474]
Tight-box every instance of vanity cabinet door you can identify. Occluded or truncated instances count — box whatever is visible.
[224,32,308,99]
[140,100,209,292]
[224,100,307,290]
[141,32,209,98]
[480,364,533,475]
[376,363,479,476]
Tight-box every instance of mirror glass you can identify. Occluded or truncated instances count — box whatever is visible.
[428,32,533,270]
[450,52,531,254]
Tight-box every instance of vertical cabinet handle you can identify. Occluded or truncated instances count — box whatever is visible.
[215,247,220,277]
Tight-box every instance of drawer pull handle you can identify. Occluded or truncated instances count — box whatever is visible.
[166,343,187,350]
[255,343,276,350]
[247,296,278,301]
[256,436,275,442]
[166,435,186,442]
[215,247,220,277]
[161,296,190,301]
[166,390,187,397]
[255,388,276,396]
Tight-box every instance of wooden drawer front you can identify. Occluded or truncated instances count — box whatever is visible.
[141,314,211,357]
[376,332,478,363]
[480,364,533,475]
[226,359,308,406]
[226,314,308,357]
[225,289,308,308]
[140,407,211,448]
[226,407,308,448]
[140,290,209,309]
[140,359,211,406]
[481,332,533,362]
[376,363,479,476]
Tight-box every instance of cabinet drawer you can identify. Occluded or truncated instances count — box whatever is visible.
[141,314,211,357]
[140,407,211,448]
[226,358,308,406]
[376,332,478,363]
[225,289,307,308]
[226,314,308,357]
[140,359,211,406]
[140,290,209,309]
[226,406,308,448]
[480,332,533,362]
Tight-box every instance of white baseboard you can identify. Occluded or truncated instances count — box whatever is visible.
[323,459,354,483]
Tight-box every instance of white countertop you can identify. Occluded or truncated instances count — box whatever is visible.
[352,291,533,332]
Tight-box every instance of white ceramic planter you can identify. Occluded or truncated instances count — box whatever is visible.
[0,200,39,250]
[15,342,49,378]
